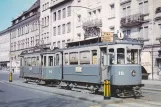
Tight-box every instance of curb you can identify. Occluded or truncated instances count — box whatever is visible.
[142,87,161,92]
[3,81,123,104]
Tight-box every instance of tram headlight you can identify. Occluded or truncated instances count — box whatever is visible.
[131,70,136,77]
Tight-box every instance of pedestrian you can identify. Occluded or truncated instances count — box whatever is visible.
[12,68,14,73]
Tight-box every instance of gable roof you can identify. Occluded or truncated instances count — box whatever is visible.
[12,0,40,22]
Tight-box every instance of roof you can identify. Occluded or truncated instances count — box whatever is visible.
[0,27,11,35]
[12,0,40,22]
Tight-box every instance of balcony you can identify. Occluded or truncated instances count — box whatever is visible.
[50,0,70,9]
[82,19,102,39]
[120,0,131,5]
[155,7,161,21]
[120,13,144,27]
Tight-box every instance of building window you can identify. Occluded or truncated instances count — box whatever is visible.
[67,6,71,17]
[109,4,115,18]
[67,22,71,33]
[58,10,61,20]
[53,27,56,36]
[53,12,56,21]
[57,41,60,48]
[122,6,130,17]
[47,16,49,26]
[123,30,131,38]
[58,25,61,35]
[62,40,65,48]
[159,24,161,36]
[62,24,65,34]
[63,8,66,18]
[139,1,149,15]
[77,33,81,39]
[53,42,56,47]
[77,14,81,22]
[144,26,149,40]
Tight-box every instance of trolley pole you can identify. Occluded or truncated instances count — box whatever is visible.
[9,28,13,82]
[152,45,154,80]
[104,42,111,99]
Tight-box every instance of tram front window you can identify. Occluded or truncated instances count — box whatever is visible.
[117,48,125,64]
[127,49,138,64]
[109,49,114,65]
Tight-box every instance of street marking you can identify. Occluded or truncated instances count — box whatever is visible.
[108,104,129,107]
[125,102,153,107]
[90,106,100,107]
[146,101,161,106]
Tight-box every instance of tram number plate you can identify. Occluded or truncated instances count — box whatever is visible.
[75,67,82,72]
[29,67,32,71]
[118,71,124,76]
[49,70,52,73]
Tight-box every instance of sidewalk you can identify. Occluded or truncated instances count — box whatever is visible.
[142,80,161,92]
[142,80,161,85]
[2,80,123,105]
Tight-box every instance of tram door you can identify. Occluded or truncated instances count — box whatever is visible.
[100,47,108,82]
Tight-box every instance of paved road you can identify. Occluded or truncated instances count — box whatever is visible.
[0,72,19,81]
[1,73,161,107]
[0,82,99,107]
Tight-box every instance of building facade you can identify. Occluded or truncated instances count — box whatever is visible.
[0,28,10,70]
[10,0,40,73]
[0,0,160,78]
[43,0,161,79]
[40,0,51,46]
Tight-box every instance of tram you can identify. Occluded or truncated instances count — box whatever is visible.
[20,34,144,97]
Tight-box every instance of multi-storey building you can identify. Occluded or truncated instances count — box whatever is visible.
[0,28,10,70]
[0,0,160,78]
[45,0,161,79]
[49,0,73,48]
[10,0,40,73]
[40,0,51,46]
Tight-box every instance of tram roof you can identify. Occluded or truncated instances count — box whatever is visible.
[66,35,143,48]
[20,34,144,56]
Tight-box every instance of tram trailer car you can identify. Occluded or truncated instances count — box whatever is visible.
[20,37,144,97]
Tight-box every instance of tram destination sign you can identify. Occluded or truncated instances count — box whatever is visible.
[101,32,114,42]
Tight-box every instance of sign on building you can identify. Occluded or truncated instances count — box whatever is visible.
[101,32,114,42]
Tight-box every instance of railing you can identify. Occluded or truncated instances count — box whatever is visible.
[120,0,131,5]
[156,7,161,14]
[120,13,144,27]
[155,7,161,21]
[50,0,69,8]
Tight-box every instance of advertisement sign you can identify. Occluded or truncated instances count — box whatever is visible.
[101,32,113,42]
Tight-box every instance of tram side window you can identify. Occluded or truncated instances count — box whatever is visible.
[92,50,97,64]
[56,54,59,66]
[69,52,78,65]
[109,49,114,64]
[117,48,125,64]
[26,57,31,66]
[80,51,90,65]
[64,53,69,65]
[31,57,36,66]
[24,58,27,66]
[44,56,46,66]
[127,49,138,64]
[36,56,40,66]
[48,56,53,66]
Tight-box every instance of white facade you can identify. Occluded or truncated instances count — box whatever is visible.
[49,0,74,48]
[0,29,10,69]
[0,0,160,77]
[45,0,161,79]
[10,0,40,73]
[40,0,51,46]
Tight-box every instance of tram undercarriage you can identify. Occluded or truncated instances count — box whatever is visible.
[112,85,144,98]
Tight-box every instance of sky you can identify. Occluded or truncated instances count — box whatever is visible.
[0,0,36,32]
